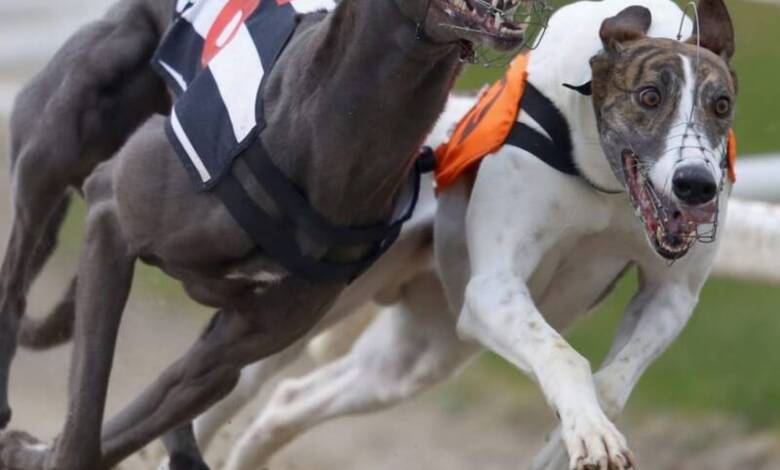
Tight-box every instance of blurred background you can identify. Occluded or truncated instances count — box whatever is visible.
[0,0,779,469]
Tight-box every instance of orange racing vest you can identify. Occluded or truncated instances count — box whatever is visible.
[434,54,738,191]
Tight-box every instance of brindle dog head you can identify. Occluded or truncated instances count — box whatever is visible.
[589,0,736,260]
[395,0,537,51]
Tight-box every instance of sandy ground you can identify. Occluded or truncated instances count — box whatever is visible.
[1,1,779,469]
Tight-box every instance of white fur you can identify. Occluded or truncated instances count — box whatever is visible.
[179,2,729,469]
[223,273,474,470]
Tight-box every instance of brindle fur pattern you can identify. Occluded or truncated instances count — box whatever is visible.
[590,1,736,188]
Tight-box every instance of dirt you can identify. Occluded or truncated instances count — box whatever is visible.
[0,1,779,469]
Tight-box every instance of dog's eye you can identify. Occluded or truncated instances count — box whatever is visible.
[714,97,731,117]
[638,87,662,109]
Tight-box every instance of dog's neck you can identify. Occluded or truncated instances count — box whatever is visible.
[526,17,621,192]
[261,0,462,226]
[525,0,694,194]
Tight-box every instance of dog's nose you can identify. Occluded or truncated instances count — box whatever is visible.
[672,165,718,205]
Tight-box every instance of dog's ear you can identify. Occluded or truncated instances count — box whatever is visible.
[599,6,652,52]
[685,0,735,62]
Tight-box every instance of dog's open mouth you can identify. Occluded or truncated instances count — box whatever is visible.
[622,151,717,260]
[436,0,528,43]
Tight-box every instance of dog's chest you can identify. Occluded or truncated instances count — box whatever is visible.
[523,196,664,331]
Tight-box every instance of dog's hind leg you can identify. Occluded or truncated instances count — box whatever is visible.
[194,341,308,450]
[161,424,210,470]
[0,0,171,427]
[160,305,380,469]
[161,300,387,467]
[22,194,72,290]
[0,164,137,470]
[72,274,341,469]
[156,344,307,470]
[222,273,475,470]
[0,149,76,427]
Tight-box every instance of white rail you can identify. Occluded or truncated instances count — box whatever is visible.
[716,199,780,283]
[731,155,780,203]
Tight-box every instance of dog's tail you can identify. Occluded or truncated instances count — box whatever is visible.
[18,277,76,350]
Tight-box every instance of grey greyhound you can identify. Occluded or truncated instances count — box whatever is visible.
[0,0,533,468]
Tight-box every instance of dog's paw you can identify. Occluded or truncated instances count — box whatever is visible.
[559,409,635,470]
[0,430,50,469]
[169,452,211,470]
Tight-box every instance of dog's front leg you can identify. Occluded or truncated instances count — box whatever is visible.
[94,278,341,469]
[460,249,630,465]
[531,273,706,470]
[596,280,700,418]
[461,272,634,470]
[449,157,631,470]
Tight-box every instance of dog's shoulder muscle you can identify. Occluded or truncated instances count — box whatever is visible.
[113,116,256,267]
[466,146,611,270]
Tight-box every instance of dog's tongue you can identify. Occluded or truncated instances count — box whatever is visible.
[682,202,718,224]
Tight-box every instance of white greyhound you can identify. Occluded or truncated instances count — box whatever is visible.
[173,0,738,468]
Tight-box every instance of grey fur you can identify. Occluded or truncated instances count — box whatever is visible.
[0,0,173,428]
[0,0,526,468]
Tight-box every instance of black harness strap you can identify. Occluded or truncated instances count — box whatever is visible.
[214,141,427,282]
[505,82,580,177]
[213,174,314,276]
[155,1,429,283]
[242,142,417,248]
